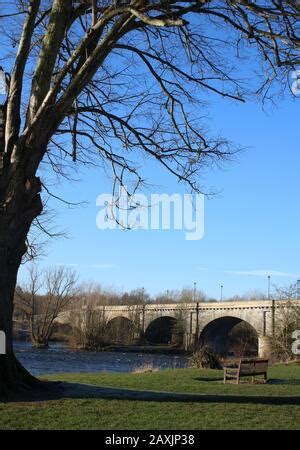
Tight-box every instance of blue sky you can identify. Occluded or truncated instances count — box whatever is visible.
[18,87,300,300]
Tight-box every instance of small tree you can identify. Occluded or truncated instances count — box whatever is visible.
[270,284,300,361]
[15,265,78,347]
[70,303,108,350]
[171,311,186,346]
[121,288,149,305]
[191,346,221,369]
[272,302,300,361]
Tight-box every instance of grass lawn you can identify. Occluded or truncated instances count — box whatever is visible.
[0,364,299,430]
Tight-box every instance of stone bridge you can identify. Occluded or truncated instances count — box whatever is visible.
[57,300,298,357]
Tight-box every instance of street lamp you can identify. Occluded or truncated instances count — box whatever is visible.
[267,275,275,336]
[193,282,196,302]
[220,285,224,301]
[267,275,271,299]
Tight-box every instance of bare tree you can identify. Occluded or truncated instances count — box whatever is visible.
[154,288,207,303]
[15,265,78,348]
[227,291,268,302]
[178,288,207,303]
[274,283,298,300]
[121,288,149,305]
[0,1,299,393]
[270,283,300,361]
[70,302,108,350]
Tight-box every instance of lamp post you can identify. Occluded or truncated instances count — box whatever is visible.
[220,285,223,301]
[267,275,271,299]
[268,275,275,336]
[193,282,196,302]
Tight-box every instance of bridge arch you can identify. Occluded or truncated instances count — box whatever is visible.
[145,316,183,345]
[199,316,258,357]
[105,316,136,344]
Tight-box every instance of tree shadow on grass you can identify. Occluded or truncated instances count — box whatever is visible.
[267,379,300,385]
[1,381,300,405]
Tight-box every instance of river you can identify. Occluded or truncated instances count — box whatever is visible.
[14,342,189,376]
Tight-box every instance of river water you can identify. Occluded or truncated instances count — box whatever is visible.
[14,342,189,376]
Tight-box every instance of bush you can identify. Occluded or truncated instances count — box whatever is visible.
[269,301,300,363]
[190,346,221,369]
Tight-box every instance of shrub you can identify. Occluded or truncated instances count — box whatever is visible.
[191,346,221,369]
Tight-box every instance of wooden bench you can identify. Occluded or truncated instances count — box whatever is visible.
[223,358,268,384]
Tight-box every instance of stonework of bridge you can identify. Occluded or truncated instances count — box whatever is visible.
[57,300,298,357]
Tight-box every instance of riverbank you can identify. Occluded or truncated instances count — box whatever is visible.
[14,341,189,376]
[99,344,188,355]
[0,364,299,429]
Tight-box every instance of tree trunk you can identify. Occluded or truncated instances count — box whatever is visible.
[0,170,45,397]
[0,249,41,396]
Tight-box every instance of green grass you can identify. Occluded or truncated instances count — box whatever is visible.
[0,364,299,430]
[45,363,300,396]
